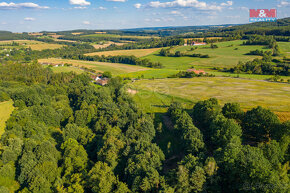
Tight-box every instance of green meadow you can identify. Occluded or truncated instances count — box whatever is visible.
[48,66,85,74]
[142,40,275,69]
[0,100,14,137]
[130,77,290,113]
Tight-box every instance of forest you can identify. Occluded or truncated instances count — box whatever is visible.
[0,62,289,193]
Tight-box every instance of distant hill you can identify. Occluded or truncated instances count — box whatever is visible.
[1,17,289,40]
[211,17,290,36]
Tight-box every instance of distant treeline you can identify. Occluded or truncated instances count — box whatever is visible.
[159,48,210,58]
[96,37,185,51]
[73,55,163,68]
[58,35,148,43]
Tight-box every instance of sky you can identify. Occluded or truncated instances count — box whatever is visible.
[0,0,289,32]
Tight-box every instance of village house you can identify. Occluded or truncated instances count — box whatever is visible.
[184,41,207,46]
[187,69,206,75]
[91,74,109,86]
[96,78,109,86]
[192,41,207,46]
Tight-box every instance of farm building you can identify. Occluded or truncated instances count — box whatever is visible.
[91,74,109,86]
[192,41,207,46]
[187,69,206,75]
[96,78,109,86]
[185,41,207,46]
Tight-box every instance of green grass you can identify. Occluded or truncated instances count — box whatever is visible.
[277,42,290,57]
[128,87,194,113]
[0,40,63,50]
[0,100,14,137]
[142,40,273,70]
[130,77,290,113]
[49,66,85,74]
[120,69,179,79]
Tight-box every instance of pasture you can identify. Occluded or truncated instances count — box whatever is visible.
[82,34,158,39]
[130,77,290,113]
[142,40,274,69]
[0,40,63,50]
[48,66,85,74]
[85,48,161,57]
[38,58,149,75]
[0,100,14,137]
[92,41,126,49]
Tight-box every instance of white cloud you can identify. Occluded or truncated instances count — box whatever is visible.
[0,2,49,9]
[1,21,7,25]
[83,21,90,25]
[69,0,91,6]
[73,6,87,9]
[24,17,36,21]
[221,1,233,6]
[278,0,290,7]
[106,0,126,2]
[147,0,233,11]
[134,3,142,8]
[98,6,107,10]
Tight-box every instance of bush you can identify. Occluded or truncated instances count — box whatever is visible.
[0,91,10,102]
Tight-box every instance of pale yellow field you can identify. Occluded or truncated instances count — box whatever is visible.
[0,100,14,137]
[92,41,126,49]
[85,48,161,58]
[38,58,149,75]
[0,40,63,50]
[131,77,290,113]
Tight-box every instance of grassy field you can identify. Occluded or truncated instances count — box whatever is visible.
[39,58,149,75]
[130,77,290,113]
[0,100,14,137]
[277,42,290,58]
[92,41,126,49]
[142,40,274,70]
[82,34,158,39]
[48,66,85,74]
[85,48,161,57]
[0,40,63,50]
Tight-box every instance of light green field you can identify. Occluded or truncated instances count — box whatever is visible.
[130,77,290,113]
[39,58,149,75]
[0,100,14,137]
[49,66,85,74]
[277,42,290,57]
[142,40,275,70]
[0,40,63,50]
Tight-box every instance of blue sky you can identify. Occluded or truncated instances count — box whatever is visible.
[0,0,289,32]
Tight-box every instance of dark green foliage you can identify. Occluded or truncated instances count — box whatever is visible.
[222,102,244,122]
[209,114,242,149]
[102,71,112,78]
[242,106,280,143]
[175,154,206,193]
[246,49,272,56]
[87,161,129,193]
[0,63,289,192]
[229,57,289,76]
[0,91,10,102]
[192,98,222,128]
